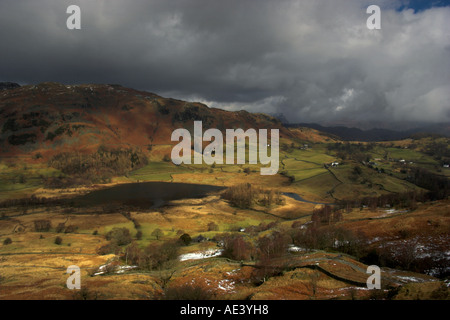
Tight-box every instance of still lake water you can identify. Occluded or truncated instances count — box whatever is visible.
[71,182,225,209]
[282,192,334,205]
[69,182,332,210]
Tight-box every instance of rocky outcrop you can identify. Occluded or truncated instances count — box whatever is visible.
[0,82,21,90]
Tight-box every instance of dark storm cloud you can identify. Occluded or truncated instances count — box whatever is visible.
[0,0,449,123]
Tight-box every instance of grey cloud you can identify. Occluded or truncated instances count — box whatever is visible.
[0,0,449,123]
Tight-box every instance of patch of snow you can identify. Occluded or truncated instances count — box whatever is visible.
[179,249,224,262]
[334,239,350,247]
[288,244,306,252]
[395,276,423,283]
[93,263,137,275]
[301,221,313,229]
[367,237,382,244]
[115,265,137,274]
[217,279,235,292]
[225,269,240,276]
[338,287,371,291]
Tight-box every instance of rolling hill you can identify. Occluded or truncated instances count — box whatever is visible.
[287,122,450,142]
[0,82,448,301]
[0,82,294,161]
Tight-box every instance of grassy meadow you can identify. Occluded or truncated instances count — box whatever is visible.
[0,135,448,300]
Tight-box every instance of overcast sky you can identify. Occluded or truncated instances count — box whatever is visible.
[1,0,449,124]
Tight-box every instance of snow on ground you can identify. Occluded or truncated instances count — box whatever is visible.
[300,221,313,229]
[395,276,425,283]
[116,265,138,274]
[367,237,382,244]
[288,244,307,253]
[93,264,137,276]
[378,234,449,272]
[333,240,350,247]
[217,279,236,292]
[337,286,371,291]
[225,269,240,276]
[179,249,224,262]
[188,276,236,293]
[376,209,409,218]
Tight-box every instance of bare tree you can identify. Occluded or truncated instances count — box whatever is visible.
[396,238,419,270]
[151,228,164,240]
[308,271,321,298]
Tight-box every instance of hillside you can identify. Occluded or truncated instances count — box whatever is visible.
[0,82,291,160]
[0,82,448,301]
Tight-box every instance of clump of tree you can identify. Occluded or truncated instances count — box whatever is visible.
[33,152,43,160]
[360,239,449,278]
[54,236,63,245]
[256,231,290,262]
[46,146,148,187]
[292,224,368,258]
[219,233,253,261]
[222,183,284,209]
[251,231,291,284]
[419,138,450,163]
[105,227,133,246]
[0,196,62,209]
[123,240,180,270]
[337,188,447,212]
[173,104,214,124]
[97,242,121,255]
[405,167,449,200]
[45,125,70,142]
[311,205,343,226]
[244,222,278,235]
[97,227,133,255]
[7,133,37,145]
[327,142,374,162]
[178,233,192,246]
[33,219,51,232]
[151,228,164,240]
[3,237,12,245]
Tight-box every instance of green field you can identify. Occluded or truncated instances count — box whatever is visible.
[0,163,61,200]
[128,162,191,181]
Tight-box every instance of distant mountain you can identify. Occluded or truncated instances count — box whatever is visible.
[267,112,289,124]
[0,82,292,160]
[286,123,450,142]
[317,120,449,132]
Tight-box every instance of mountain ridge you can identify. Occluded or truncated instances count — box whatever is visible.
[0,82,292,160]
[286,122,450,142]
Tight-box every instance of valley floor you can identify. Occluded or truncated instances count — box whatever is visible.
[0,191,448,300]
